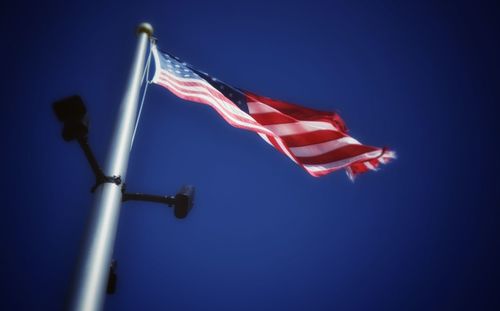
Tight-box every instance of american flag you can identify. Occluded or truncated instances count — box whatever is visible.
[151,43,395,179]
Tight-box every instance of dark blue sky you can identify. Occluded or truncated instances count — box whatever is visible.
[2,1,499,310]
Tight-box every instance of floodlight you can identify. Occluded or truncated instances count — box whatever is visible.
[174,185,195,219]
[53,95,88,141]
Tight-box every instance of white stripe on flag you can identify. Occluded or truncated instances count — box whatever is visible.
[263,120,339,136]
[303,150,383,172]
[289,136,361,157]
[247,101,278,114]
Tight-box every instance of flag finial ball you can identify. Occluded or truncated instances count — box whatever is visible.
[137,22,153,37]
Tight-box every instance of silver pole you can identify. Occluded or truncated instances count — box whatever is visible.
[68,23,153,311]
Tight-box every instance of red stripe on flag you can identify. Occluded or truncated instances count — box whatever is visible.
[251,112,296,125]
[279,130,346,147]
[296,145,379,165]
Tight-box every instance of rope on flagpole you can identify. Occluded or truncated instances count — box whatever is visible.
[130,39,153,151]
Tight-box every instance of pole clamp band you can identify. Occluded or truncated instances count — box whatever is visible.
[91,175,122,193]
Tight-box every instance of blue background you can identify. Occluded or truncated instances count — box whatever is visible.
[1,1,499,310]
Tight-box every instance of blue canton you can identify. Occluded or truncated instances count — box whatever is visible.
[158,50,249,113]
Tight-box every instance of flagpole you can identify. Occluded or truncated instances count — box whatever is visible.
[68,22,153,311]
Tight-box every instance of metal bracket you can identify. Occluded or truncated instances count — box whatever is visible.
[106,260,118,295]
[121,183,195,219]
[91,175,122,193]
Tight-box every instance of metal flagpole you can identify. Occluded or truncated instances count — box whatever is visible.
[68,22,153,311]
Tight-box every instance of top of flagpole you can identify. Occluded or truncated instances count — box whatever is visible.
[137,22,153,37]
